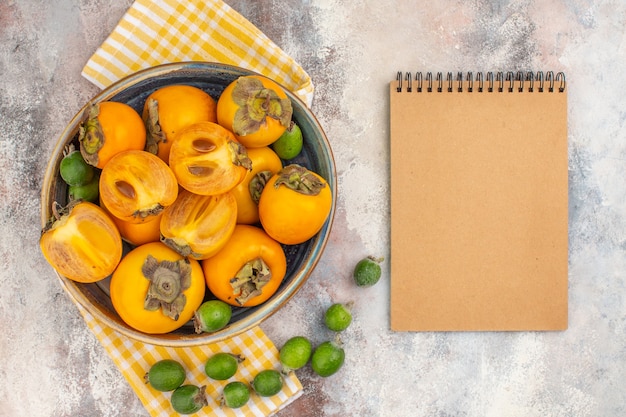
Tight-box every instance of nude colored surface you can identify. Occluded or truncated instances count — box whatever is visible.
[1,1,625,416]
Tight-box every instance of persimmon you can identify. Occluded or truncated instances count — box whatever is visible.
[216,75,293,148]
[79,101,146,168]
[231,146,283,224]
[201,224,286,307]
[258,164,332,245]
[143,84,217,163]
[160,189,238,260]
[113,212,163,246]
[99,150,178,223]
[40,200,123,283]
[168,121,251,195]
[109,241,206,334]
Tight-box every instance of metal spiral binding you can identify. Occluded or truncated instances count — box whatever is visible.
[395,71,566,93]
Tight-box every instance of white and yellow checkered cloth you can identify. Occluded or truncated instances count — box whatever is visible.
[78,0,313,415]
[81,0,314,107]
[76,303,302,417]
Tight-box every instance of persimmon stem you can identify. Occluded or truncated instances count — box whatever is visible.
[229,257,271,306]
[142,255,191,321]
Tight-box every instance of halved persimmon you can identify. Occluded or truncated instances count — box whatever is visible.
[160,189,238,260]
[168,121,251,195]
[40,200,123,283]
[99,150,178,223]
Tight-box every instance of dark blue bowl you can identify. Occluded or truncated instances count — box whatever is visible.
[41,62,336,347]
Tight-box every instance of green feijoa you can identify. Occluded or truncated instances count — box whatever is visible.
[144,359,186,392]
[220,381,250,409]
[193,300,232,333]
[279,336,312,374]
[311,341,345,377]
[271,122,303,160]
[353,256,383,287]
[60,147,95,186]
[324,302,353,332]
[68,175,99,202]
[251,369,283,397]
[204,352,244,380]
[170,384,208,415]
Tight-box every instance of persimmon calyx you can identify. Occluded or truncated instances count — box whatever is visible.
[228,141,253,170]
[43,200,78,233]
[249,170,273,204]
[78,103,104,166]
[144,98,165,155]
[229,257,271,306]
[274,164,326,196]
[160,235,202,259]
[231,77,292,136]
[133,203,165,221]
[142,255,191,321]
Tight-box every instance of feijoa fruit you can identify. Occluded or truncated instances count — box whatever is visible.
[311,341,345,377]
[170,384,208,414]
[271,122,303,160]
[251,369,283,397]
[220,381,250,409]
[204,352,244,380]
[324,302,353,332]
[60,146,95,186]
[193,300,232,333]
[68,175,99,202]
[144,359,185,392]
[279,336,312,374]
[353,256,383,287]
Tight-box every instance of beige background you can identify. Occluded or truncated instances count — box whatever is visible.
[1,0,625,416]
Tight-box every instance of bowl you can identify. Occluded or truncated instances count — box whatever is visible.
[40,62,336,347]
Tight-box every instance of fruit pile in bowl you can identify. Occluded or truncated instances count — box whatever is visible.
[39,62,336,347]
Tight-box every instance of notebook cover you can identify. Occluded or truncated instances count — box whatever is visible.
[389,77,568,331]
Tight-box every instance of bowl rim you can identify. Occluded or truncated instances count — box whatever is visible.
[40,61,337,347]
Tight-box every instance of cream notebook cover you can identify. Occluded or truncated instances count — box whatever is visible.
[389,71,568,331]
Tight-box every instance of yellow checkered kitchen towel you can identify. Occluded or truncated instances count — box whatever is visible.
[81,0,314,107]
[75,302,302,416]
[77,0,314,415]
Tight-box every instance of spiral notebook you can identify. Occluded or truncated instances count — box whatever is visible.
[389,71,568,331]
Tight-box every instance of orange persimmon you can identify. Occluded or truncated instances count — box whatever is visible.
[216,75,293,148]
[110,242,206,334]
[113,212,163,246]
[78,101,147,169]
[258,164,332,245]
[143,84,217,163]
[201,224,287,307]
[231,146,283,224]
